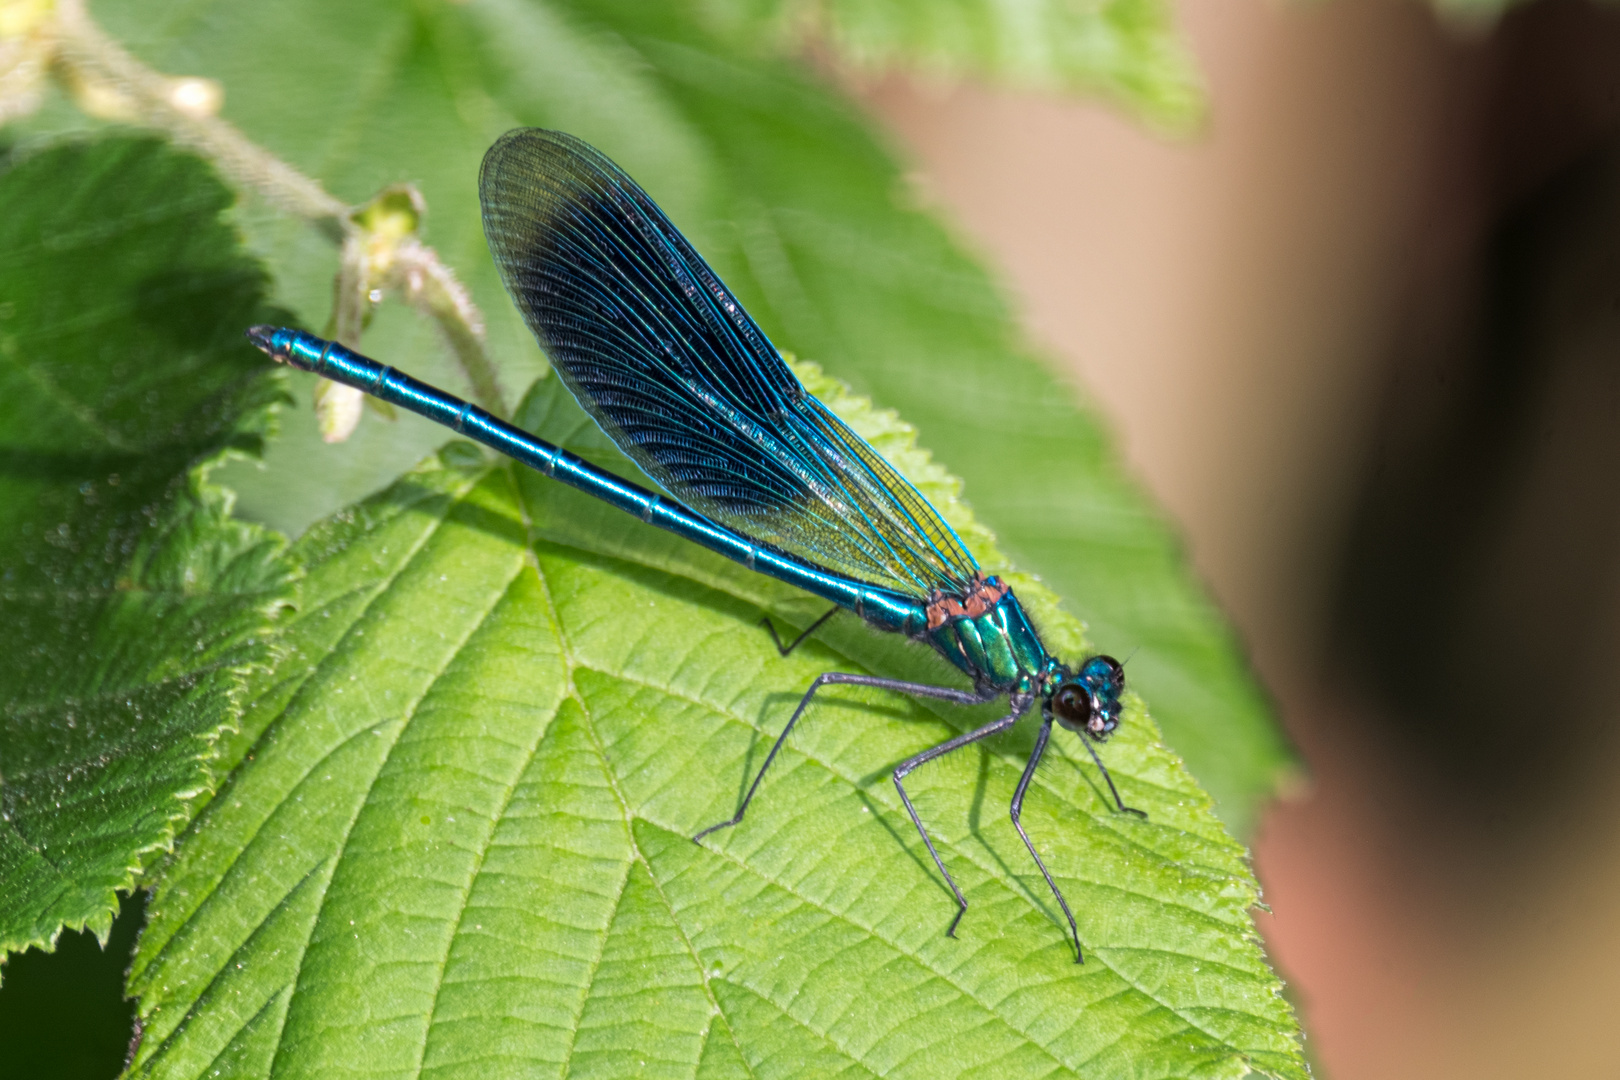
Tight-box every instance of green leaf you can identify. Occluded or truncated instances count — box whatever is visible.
[714,0,1204,131]
[129,369,1305,1080]
[0,136,292,956]
[47,0,1291,834]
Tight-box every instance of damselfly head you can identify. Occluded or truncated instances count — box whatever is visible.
[1047,654,1126,740]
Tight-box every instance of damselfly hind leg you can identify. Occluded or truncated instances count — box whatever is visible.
[692,672,996,843]
[758,606,839,657]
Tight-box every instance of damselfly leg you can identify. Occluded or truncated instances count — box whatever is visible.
[1007,716,1145,962]
[1079,734,1147,818]
[891,693,1033,940]
[758,606,839,657]
[1007,716,1082,960]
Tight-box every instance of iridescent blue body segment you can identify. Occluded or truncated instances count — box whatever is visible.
[250,326,1056,692]
[253,326,931,637]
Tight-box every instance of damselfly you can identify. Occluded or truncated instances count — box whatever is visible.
[247,129,1144,961]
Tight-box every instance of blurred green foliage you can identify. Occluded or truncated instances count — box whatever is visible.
[702,0,1204,129]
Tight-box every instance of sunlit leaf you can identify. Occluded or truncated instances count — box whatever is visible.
[129,370,1305,1080]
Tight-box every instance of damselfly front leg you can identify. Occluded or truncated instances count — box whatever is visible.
[692,672,997,843]
[1078,735,1147,818]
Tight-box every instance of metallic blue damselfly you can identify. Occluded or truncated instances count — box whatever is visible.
[247,128,1143,962]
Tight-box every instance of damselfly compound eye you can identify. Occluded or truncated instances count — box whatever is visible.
[1051,683,1093,730]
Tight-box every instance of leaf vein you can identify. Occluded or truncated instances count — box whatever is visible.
[135,859,328,1074]
[415,566,574,1078]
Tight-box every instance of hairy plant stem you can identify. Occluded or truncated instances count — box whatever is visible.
[38,0,507,428]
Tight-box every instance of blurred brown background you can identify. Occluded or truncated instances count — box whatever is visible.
[861,0,1620,1075]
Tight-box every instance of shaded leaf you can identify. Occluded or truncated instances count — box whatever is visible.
[128,370,1305,1080]
[0,137,291,955]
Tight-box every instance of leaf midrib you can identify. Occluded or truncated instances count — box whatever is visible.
[416,495,602,1080]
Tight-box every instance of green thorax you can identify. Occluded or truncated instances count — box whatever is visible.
[926,580,1052,693]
